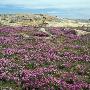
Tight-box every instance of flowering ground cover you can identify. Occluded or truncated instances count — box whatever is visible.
[0,26,90,90]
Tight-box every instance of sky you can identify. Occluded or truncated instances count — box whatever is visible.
[0,0,90,19]
[0,0,90,9]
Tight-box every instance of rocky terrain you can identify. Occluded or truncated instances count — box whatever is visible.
[0,14,90,35]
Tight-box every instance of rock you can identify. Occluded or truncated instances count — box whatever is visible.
[39,28,48,33]
[39,28,52,36]
[20,33,29,38]
[75,29,90,36]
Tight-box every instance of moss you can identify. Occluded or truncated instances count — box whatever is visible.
[0,81,22,90]
[26,62,36,69]
[0,53,4,58]
[73,40,82,45]
[41,61,51,67]
[85,76,90,84]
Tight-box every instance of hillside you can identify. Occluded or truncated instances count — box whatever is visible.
[0,14,90,90]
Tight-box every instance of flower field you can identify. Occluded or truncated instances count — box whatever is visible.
[0,26,90,90]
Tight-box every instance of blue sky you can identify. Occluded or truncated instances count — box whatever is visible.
[0,0,90,9]
[0,0,90,19]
